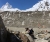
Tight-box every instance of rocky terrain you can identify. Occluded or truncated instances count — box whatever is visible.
[0,0,50,42]
[0,11,50,28]
[0,0,50,28]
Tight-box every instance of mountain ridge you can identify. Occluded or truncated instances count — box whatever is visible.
[0,0,50,12]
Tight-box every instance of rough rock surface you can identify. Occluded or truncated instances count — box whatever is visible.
[0,11,50,28]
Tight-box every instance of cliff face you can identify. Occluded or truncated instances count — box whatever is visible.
[0,11,50,28]
[0,16,7,42]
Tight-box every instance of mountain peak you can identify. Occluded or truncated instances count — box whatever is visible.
[6,2,9,5]
[0,0,50,12]
[0,2,21,11]
[1,2,12,9]
[26,0,50,11]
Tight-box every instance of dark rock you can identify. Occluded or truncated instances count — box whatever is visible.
[0,16,7,42]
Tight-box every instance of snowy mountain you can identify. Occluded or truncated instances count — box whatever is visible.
[26,0,50,11]
[0,0,50,27]
[0,0,50,12]
[0,2,21,11]
[1,2,12,9]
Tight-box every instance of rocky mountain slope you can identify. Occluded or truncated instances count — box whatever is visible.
[0,0,50,28]
[0,11,50,28]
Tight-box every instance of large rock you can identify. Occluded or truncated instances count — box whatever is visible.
[0,16,7,42]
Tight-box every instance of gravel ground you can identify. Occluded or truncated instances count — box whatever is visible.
[6,27,50,42]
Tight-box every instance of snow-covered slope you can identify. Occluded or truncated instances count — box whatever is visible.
[26,0,50,11]
[0,0,50,12]
[0,2,21,11]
